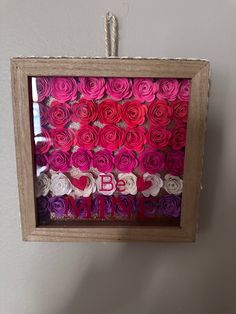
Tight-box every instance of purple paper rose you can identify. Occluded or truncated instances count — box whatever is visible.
[93,194,112,219]
[49,196,68,218]
[36,196,51,224]
[158,195,181,217]
[115,195,136,218]
[137,196,158,218]
[76,196,93,219]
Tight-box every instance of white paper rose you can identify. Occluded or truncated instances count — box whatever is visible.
[36,173,50,197]
[50,173,72,196]
[96,173,116,195]
[118,173,137,195]
[163,174,183,195]
[71,172,96,197]
[142,173,163,197]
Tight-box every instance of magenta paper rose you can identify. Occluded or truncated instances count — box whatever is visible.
[106,78,132,100]
[48,151,71,172]
[114,148,138,173]
[93,149,114,173]
[71,148,93,171]
[156,79,179,101]
[178,79,191,101]
[39,103,49,125]
[139,150,165,174]
[36,77,51,102]
[78,77,105,100]
[133,79,156,102]
[166,151,185,176]
[51,77,78,102]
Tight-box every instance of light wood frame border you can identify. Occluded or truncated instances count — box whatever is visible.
[11,57,209,242]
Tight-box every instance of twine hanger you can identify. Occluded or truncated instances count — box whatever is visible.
[104,12,119,57]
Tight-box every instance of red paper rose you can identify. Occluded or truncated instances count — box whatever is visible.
[147,126,171,149]
[48,151,71,172]
[139,149,165,174]
[147,100,173,126]
[99,125,124,151]
[166,151,185,176]
[35,128,51,154]
[121,100,147,127]
[51,128,76,152]
[71,98,97,125]
[77,125,99,149]
[124,126,146,152]
[98,99,121,124]
[171,126,187,150]
[171,100,189,123]
[51,77,78,102]
[48,101,72,128]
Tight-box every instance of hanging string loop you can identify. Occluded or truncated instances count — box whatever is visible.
[104,12,119,57]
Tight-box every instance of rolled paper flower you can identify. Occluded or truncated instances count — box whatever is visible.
[71,148,92,171]
[50,173,72,196]
[36,153,48,170]
[133,79,156,102]
[76,196,93,219]
[171,126,187,150]
[51,77,78,102]
[121,100,147,127]
[96,173,116,196]
[164,174,183,195]
[36,196,51,224]
[99,125,123,151]
[51,128,76,152]
[72,172,96,197]
[166,151,185,176]
[48,101,72,128]
[39,103,49,125]
[77,125,99,149]
[106,78,132,101]
[139,150,165,174]
[97,99,121,124]
[114,148,138,173]
[147,100,173,126]
[93,194,113,219]
[36,173,50,197]
[156,79,179,101]
[178,79,191,102]
[118,173,137,195]
[71,98,97,125]
[48,151,71,172]
[115,195,136,217]
[93,149,114,173]
[146,126,171,149]
[172,100,189,123]
[34,128,51,154]
[137,196,158,218]
[141,173,163,197]
[124,126,146,152]
[49,196,68,218]
[36,77,51,102]
[158,194,181,217]
[78,77,105,100]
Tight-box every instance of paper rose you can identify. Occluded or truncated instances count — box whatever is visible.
[121,100,147,127]
[96,173,116,196]
[97,99,121,124]
[36,196,51,224]
[49,196,68,218]
[71,172,96,197]
[124,126,146,152]
[36,153,48,171]
[93,149,114,173]
[36,173,50,197]
[106,78,132,100]
[50,173,72,196]
[36,77,51,102]
[48,151,71,172]
[141,173,163,197]
[78,77,105,100]
[51,128,76,152]
[146,126,171,149]
[172,100,189,123]
[99,125,123,151]
[133,79,156,102]
[166,151,185,176]
[138,196,158,218]
[77,125,99,149]
[115,195,136,218]
[75,196,93,219]
[48,101,72,128]
[114,148,138,173]
[171,126,187,150]
[147,100,173,126]
[156,79,179,101]
[158,194,181,217]
[164,174,183,195]
[39,103,49,125]
[51,77,77,102]
[93,195,113,218]
[71,148,92,171]
[118,173,137,195]
[34,128,51,154]
[71,98,97,125]
[139,150,165,174]
[178,79,191,102]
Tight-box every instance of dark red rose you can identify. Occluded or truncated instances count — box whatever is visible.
[146,126,171,149]
[147,100,173,126]
[71,98,97,125]
[77,125,99,149]
[98,99,121,124]
[48,101,72,128]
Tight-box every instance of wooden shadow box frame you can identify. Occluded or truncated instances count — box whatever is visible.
[11,57,209,242]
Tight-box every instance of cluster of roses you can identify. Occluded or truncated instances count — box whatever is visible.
[37,193,181,224]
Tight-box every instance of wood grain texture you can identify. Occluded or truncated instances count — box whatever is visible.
[11,57,210,242]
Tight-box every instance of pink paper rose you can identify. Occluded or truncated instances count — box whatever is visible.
[139,150,165,174]
[51,77,78,102]
[133,79,156,102]
[106,78,132,100]
[39,103,49,126]
[35,128,51,154]
[78,77,105,100]
[48,151,71,172]
[114,148,138,173]
[156,79,179,101]
[36,77,51,102]
[71,148,93,171]
[93,149,114,173]
[178,79,191,101]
